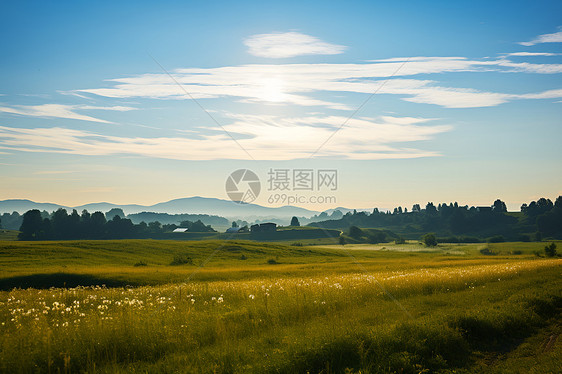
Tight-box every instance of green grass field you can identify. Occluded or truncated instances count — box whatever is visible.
[0,239,560,373]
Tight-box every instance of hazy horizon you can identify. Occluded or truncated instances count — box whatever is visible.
[1,194,560,214]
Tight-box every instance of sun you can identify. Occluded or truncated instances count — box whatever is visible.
[258,77,286,103]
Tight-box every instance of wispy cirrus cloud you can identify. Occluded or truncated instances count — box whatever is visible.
[74,56,562,109]
[501,52,559,57]
[34,170,76,175]
[0,104,136,123]
[481,59,562,74]
[519,28,562,46]
[0,114,450,160]
[244,32,346,58]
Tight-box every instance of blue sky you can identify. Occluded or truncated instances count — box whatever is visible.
[1,0,561,211]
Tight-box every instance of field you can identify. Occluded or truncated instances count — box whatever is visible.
[0,239,561,373]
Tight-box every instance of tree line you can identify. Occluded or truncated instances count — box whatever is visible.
[17,208,215,240]
[5,196,562,241]
[310,197,562,241]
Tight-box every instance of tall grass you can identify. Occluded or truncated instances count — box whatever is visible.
[1,257,560,373]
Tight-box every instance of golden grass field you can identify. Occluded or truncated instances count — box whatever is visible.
[0,239,560,373]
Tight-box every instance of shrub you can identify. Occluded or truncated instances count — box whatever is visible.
[395,237,406,244]
[290,242,304,246]
[267,258,278,265]
[480,247,495,255]
[170,255,193,266]
[544,242,557,257]
[421,233,437,247]
[133,261,147,267]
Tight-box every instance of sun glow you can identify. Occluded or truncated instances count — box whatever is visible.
[258,77,286,103]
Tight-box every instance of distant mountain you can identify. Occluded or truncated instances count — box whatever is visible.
[0,196,320,222]
[73,202,146,214]
[323,207,372,215]
[148,197,318,218]
[0,199,68,214]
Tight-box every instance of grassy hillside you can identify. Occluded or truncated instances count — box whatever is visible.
[1,239,556,288]
[0,239,560,373]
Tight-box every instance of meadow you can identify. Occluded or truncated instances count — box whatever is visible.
[0,239,560,373]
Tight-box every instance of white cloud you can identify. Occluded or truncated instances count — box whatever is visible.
[78,105,137,111]
[519,28,562,46]
[244,32,346,58]
[518,88,562,100]
[390,83,512,108]
[501,52,559,57]
[0,104,136,123]
[75,56,562,109]
[0,114,451,160]
[492,59,562,74]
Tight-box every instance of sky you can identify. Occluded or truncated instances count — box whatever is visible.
[0,0,561,212]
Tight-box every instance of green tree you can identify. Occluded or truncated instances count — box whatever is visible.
[422,233,438,247]
[51,208,69,239]
[425,202,437,215]
[180,220,216,232]
[290,216,300,227]
[90,211,107,239]
[492,199,507,213]
[105,208,125,221]
[449,209,467,234]
[18,210,43,240]
[106,216,134,238]
[68,209,81,239]
[232,221,239,228]
[148,221,163,234]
